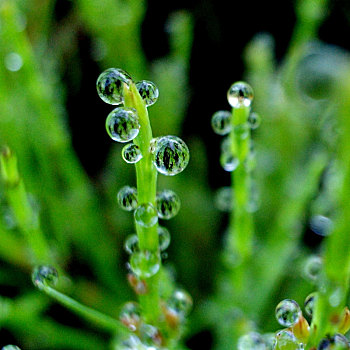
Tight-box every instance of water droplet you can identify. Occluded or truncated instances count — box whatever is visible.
[115,335,150,350]
[158,226,171,251]
[139,324,163,347]
[220,150,239,172]
[151,136,190,176]
[32,265,58,290]
[167,289,193,317]
[96,68,132,105]
[304,292,317,318]
[329,286,344,307]
[106,107,140,143]
[127,273,148,295]
[275,299,301,327]
[214,187,233,212]
[130,250,160,278]
[119,302,141,332]
[248,112,261,129]
[238,333,267,350]
[211,110,232,135]
[117,186,138,211]
[156,189,181,220]
[135,80,159,107]
[1,346,21,350]
[122,143,143,164]
[262,333,277,350]
[124,234,139,255]
[275,330,301,350]
[310,215,333,237]
[4,53,23,72]
[303,255,323,282]
[134,203,158,227]
[227,81,254,108]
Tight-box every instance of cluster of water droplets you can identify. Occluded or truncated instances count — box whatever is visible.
[238,294,350,350]
[211,81,259,174]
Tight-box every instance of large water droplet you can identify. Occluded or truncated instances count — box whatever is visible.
[106,107,140,143]
[135,80,159,107]
[1,346,21,350]
[275,299,301,327]
[117,186,138,211]
[151,136,190,176]
[130,250,160,278]
[119,302,142,332]
[227,81,254,108]
[156,189,181,220]
[237,332,267,350]
[96,68,132,105]
[158,226,171,251]
[304,292,317,318]
[32,265,58,290]
[124,234,139,255]
[211,110,232,135]
[134,203,158,227]
[310,215,333,237]
[122,143,143,164]
[167,289,193,317]
[4,53,23,72]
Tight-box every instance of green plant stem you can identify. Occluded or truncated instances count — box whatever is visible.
[0,147,52,265]
[228,105,253,294]
[308,71,350,347]
[40,285,126,334]
[123,83,161,324]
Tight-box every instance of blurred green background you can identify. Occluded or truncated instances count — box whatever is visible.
[1,0,350,349]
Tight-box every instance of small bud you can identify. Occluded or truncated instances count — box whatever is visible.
[339,307,350,334]
[290,314,310,343]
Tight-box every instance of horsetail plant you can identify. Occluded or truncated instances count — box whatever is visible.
[24,67,192,350]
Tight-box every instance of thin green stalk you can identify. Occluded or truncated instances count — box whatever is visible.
[308,71,350,347]
[40,285,126,334]
[228,104,253,295]
[0,147,52,265]
[123,83,161,324]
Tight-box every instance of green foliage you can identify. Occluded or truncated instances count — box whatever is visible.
[1,0,350,349]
